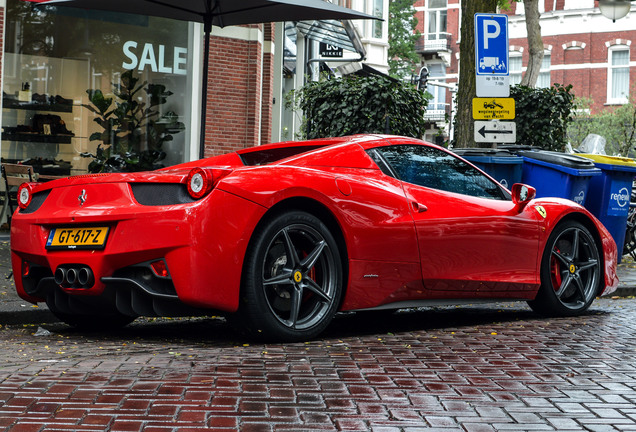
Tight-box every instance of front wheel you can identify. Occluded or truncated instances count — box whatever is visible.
[235,211,343,341]
[528,220,601,316]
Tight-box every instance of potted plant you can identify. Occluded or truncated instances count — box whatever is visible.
[81,70,185,173]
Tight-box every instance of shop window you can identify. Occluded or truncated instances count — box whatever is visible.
[2,0,197,176]
[608,46,630,104]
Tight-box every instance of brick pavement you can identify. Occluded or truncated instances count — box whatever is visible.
[0,299,634,431]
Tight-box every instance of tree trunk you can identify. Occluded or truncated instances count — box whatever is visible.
[520,0,543,87]
[455,0,498,148]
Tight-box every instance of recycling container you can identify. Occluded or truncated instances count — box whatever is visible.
[519,150,601,206]
[578,154,636,263]
[453,149,523,190]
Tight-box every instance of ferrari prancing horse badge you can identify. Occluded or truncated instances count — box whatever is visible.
[535,206,547,219]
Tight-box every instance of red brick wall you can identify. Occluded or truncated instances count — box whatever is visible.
[205,27,265,157]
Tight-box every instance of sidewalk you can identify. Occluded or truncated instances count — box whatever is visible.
[0,235,633,326]
[0,235,57,324]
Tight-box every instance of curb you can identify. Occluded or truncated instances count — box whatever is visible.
[0,308,58,325]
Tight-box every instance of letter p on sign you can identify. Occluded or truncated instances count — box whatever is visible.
[483,20,500,49]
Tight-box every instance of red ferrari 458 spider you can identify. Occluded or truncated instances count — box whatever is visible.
[10,135,618,341]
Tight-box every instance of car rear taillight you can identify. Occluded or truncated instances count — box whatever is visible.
[186,168,213,199]
[17,183,35,210]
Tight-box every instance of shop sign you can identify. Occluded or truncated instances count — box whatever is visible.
[122,41,188,76]
[319,42,343,58]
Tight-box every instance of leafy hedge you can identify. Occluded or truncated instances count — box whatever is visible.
[291,74,429,140]
[511,83,575,152]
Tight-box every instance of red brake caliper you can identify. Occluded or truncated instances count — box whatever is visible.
[550,248,562,291]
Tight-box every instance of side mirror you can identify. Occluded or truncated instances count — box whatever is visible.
[511,183,536,212]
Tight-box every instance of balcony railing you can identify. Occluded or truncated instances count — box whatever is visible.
[424,103,449,122]
[416,33,452,54]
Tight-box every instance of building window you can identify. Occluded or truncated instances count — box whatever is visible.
[426,0,448,41]
[372,0,384,38]
[424,63,446,121]
[537,52,551,88]
[608,47,630,103]
[509,53,522,86]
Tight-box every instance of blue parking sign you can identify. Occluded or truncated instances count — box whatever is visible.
[475,13,509,76]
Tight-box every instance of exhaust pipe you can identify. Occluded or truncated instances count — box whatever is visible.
[78,267,94,287]
[54,266,95,288]
[66,268,78,286]
[54,267,67,286]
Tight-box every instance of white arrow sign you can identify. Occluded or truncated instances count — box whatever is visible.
[474,120,516,143]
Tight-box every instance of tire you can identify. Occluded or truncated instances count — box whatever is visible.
[236,211,343,341]
[46,293,136,330]
[623,206,636,259]
[528,220,601,316]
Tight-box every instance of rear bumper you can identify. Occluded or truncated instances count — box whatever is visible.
[10,189,267,313]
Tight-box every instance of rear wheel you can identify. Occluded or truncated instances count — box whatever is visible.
[528,220,601,316]
[236,211,343,341]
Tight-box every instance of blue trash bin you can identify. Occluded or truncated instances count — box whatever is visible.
[453,149,523,190]
[519,151,601,206]
[577,154,636,264]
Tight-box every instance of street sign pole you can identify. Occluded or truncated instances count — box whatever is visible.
[474,13,510,98]
[473,13,516,144]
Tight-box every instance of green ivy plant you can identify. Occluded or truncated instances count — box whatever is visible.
[81,70,185,172]
[289,74,430,140]
[510,83,575,152]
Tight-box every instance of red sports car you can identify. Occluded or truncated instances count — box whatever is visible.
[10,135,618,341]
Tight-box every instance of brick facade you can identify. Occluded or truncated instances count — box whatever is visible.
[206,27,269,157]
[503,1,635,114]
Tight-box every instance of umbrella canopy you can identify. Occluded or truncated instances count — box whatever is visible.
[28,0,375,30]
[25,0,377,157]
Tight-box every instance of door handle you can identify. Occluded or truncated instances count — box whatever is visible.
[412,202,428,213]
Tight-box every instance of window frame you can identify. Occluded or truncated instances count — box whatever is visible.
[368,144,510,201]
[536,51,551,89]
[371,0,385,40]
[426,0,448,41]
[607,45,630,105]
[509,51,523,86]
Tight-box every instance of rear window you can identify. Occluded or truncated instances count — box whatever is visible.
[239,145,327,166]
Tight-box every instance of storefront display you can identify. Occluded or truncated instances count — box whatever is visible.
[2,0,197,175]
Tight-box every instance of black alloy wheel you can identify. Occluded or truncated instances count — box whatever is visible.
[237,211,343,341]
[528,220,601,316]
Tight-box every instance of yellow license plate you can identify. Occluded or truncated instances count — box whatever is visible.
[46,227,110,250]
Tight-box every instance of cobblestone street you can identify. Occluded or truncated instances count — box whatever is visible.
[0,298,634,431]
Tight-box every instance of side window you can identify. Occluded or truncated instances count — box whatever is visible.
[371,145,508,200]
